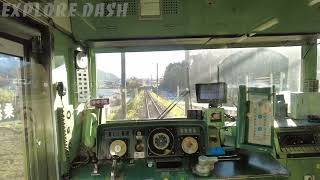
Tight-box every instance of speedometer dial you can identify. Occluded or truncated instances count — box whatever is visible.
[148,128,174,156]
[153,132,170,150]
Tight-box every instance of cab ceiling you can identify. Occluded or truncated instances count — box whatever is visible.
[69,0,320,47]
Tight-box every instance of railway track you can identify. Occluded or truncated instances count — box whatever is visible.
[144,90,162,119]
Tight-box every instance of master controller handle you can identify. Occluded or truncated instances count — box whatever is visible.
[111,156,120,180]
[193,156,218,177]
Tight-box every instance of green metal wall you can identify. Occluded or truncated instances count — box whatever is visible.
[52,29,83,177]
[70,0,320,41]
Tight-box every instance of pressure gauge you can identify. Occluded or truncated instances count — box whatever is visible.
[181,137,199,154]
[110,140,127,157]
[75,51,88,69]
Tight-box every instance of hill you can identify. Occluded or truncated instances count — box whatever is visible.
[96,69,119,82]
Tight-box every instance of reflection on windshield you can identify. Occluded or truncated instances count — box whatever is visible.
[96,47,301,121]
[0,53,25,180]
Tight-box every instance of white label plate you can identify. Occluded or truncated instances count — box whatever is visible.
[134,152,145,159]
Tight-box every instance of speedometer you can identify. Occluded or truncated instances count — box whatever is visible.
[153,132,170,150]
[148,128,174,156]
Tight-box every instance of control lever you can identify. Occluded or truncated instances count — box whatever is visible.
[91,152,100,176]
[111,156,120,180]
[193,156,218,177]
[90,98,110,124]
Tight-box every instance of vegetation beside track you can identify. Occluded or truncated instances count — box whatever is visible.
[108,91,145,121]
[108,91,186,120]
[126,91,145,119]
[0,121,25,180]
[149,92,185,118]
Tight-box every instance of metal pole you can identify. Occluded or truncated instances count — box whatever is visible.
[280,72,284,91]
[185,50,191,114]
[121,52,127,119]
[245,74,249,87]
[217,65,220,82]
[301,38,318,92]
[177,86,180,97]
[150,75,152,86]
[156,63,159,95]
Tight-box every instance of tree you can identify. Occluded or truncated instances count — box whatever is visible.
[160,61,188,94]
[126,77,143,89]
[0,88,14,103]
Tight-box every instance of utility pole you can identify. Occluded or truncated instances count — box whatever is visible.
[156,63,159,95]
[185,50,191,114]
[217,65,220,82]
[121,52,127,119]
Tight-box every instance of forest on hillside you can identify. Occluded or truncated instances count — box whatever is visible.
[159,48,302,98]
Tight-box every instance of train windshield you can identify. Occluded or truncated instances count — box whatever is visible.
[96,46,302,121]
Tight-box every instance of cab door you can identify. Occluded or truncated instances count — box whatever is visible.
[0,19,58,180]
[0,36,28,180]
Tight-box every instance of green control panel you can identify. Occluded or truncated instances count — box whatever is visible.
[203,108,225,154]
[203,108,225,127]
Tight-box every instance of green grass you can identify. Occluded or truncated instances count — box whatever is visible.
[107,91,186,120]
[0,121,25,180]
[150,92,185,118]
[126,91,145,120]
[107,106,121,121]
[0,121,24,133]
[108,91,145,121]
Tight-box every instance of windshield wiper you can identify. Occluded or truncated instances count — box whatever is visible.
[158,89,190,119]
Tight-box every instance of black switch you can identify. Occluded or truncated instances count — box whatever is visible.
[187,110,203,120]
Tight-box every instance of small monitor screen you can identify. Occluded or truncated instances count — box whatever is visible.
[196,83,227,103]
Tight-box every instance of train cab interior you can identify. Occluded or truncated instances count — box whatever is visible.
[0,0,320,180]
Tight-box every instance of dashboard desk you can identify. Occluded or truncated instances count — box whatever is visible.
[71,151,289,180]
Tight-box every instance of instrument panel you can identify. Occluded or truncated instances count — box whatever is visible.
[278,131,320,155]
[276,121,320,156]
[96,119,207,160]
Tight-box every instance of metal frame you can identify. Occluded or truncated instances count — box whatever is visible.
[0,33,30,180]
[236,85,276,154]
[0,16,60,180]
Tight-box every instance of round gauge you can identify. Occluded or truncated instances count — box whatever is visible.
[76,52,88,69]
[148,128,174,156]
[109,140,127,157]
[181,137,199,154]
[153,132,170,150]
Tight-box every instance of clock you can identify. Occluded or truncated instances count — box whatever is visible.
[75,51,88,69]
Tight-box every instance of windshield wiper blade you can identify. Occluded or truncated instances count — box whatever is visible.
[158,89,190,119]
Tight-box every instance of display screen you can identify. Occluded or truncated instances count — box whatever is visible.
[196,83,227,103]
